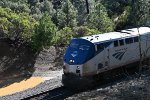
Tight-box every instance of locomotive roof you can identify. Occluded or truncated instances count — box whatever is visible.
[81,27,150,44]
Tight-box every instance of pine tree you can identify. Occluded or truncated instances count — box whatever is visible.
[131,0,150,26]
[70,0,87,25]
[57,0,77,29]
[32,13,57,50]
[42,0,55,16]
[85,1,114,32]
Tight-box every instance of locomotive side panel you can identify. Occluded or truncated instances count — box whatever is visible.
[109,38,140,69]
[141,33,150,58]
[140,34,148,58]
[82,50,105,76]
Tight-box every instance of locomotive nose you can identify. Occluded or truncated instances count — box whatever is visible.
[64,38,95,65]
[63,38,95,76]
[63,63,83,76]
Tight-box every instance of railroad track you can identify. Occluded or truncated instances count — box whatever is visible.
[26,65,150,100]
[26,86,77,100]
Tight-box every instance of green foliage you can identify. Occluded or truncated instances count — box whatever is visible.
[1,0,150,50]
[70,0,87,25]
[101,0,132,17]
[32,13,57,50]
[114,6,131,29]
[57,0,77,29]
[0,7,37,40]
[73,26,100,37]
[30,0,56,20]
[0,0,30,13]
[55,27,73,45]
[130,0,150,26]
[85,2,114,32]
[42,0,56,15]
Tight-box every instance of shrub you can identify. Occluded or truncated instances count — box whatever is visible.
[32,13,57,50]
[73,26,100,37]
[0,7,37,41]
[55,27,73,46]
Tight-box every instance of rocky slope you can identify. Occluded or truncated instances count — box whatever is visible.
[0,38,66,86]
[66,70,150,100]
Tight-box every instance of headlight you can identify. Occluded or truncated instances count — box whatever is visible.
[69,60,74,63]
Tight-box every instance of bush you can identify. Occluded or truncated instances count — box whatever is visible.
[0,7,37,41]
[32,13,57,50]
[73,26,100,37]
[55,27,73,46]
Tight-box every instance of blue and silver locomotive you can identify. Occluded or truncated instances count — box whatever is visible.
[62,27,150,87]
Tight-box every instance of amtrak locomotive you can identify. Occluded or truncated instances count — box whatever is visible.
[62,27,150,87]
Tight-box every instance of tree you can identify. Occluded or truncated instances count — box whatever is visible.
[32,13,57,50]
[0,0,31,13]
[55,27,73,45]
[30,0,56,20]
[70,0,88,25]
[85,2,114,32]
[57,0,77,29]
[42,0,55,16]
[130,0,150,26]
[0,7,37,41]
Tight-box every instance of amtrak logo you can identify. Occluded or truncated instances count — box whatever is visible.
[71,51,78,57]
[112,51,126,60]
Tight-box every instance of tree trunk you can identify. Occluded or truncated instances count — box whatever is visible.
[85,0,89,14]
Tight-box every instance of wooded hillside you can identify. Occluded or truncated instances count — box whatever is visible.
[0,0,150,50]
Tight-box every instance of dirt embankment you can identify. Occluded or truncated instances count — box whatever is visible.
[0,38,65,77]
[0,39,36,73]
[35,46,65,71]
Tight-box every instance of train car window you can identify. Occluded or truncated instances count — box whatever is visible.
[103,42,112,48]
[125,38,133,44]
[114,40,118,47]
[97,43,104,51]
[119,40,124,46]
[133,37,139,42]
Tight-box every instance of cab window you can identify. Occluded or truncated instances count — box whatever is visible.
[125,38,133,44]
[119,40,124,46]
[97,43,104,51]
[114,40,118,47]
[133,37,139,42]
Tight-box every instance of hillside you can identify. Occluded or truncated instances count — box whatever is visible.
[0,0,150,51]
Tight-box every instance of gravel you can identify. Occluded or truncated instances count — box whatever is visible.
[0,70,63,100]
[66,71,150,100]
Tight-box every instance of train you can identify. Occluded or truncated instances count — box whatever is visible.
[62,27,150,88]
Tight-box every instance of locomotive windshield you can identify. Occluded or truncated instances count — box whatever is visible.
[70,43,90,50]
[64,38,95,65]
[70,42,79,49]
[79,45,90,50]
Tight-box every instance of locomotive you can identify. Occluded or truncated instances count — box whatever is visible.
[62,27,150,88]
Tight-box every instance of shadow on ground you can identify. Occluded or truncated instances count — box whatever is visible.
[0,38,37,88]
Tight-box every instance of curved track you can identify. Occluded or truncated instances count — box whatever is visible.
[27,65,150,100]
[27,86,77,100]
